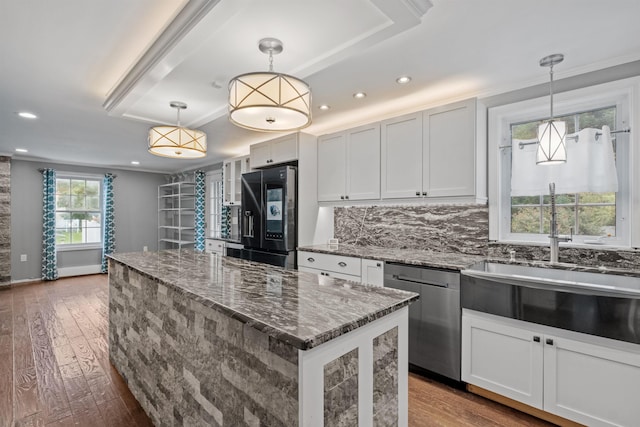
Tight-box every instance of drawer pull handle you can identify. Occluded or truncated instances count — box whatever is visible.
[338,261,347,267]
[415,191,420,196]
[376,263,381,267]
[307,257,315,263]
[546,338,554,346]
[533,336,540,342]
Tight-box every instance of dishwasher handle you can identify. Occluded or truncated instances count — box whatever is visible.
[392,274,449,288]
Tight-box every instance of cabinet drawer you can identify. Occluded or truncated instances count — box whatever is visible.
[299,266,361,282]
[206,239,225,254]
[298,251,361,276]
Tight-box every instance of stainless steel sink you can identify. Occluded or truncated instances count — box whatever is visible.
[461,261,640,345]
[462,261,640,298]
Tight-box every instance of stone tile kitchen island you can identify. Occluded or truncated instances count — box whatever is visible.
[108,250,418,427]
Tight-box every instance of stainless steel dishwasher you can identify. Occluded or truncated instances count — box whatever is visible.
[384,262,461,381]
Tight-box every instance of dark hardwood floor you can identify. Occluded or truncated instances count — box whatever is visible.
[0,275,553,427]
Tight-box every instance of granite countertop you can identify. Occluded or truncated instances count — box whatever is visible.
[108,249,418,351]
[298,244,485,271]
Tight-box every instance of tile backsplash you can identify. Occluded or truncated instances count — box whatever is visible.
[334,204,489,256]
[333,203,640,270]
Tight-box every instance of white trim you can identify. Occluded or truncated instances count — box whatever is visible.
[58,264,102,277]
[56,171,105,180]
[298,307,409,427]
[489,76,639,247]
[57,244,102,252]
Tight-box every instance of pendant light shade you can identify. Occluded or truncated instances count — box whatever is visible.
[148,102,206,159]
[228,38,311,132]
[536,54,566,165]
[537,120,567,164]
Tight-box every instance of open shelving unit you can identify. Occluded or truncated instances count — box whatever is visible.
[158,181,195,249]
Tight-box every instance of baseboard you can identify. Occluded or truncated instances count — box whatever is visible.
[58,264,102,277]
[466,384,584,427]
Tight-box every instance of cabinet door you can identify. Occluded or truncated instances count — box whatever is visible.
[423,99,476,197]
[381,113,423,199]
[462,313,544,409]
[543,336,640,427]
[346,124,380,200]
[223,161,233,205]
[250,141,271,168]
[232,158,243,205]
[361,259,384,287]
[317,133,347,201]
[270,133,298,164]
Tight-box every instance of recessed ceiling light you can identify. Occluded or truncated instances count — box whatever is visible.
[131,161,140,165]
[396,76,412,84]
[17,112,37,119]
[15,148,28,153]
[353,92,367,99]
[319,104,331,110]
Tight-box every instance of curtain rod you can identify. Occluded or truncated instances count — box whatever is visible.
[37,168,118,178]
[499,127,631,150]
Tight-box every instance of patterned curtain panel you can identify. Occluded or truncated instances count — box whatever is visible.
[194,170,206,252]
[41,168,58,281]
[221,168,229,239]
[101,173,115,273]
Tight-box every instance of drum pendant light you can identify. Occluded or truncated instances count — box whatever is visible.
[537,54,567,165]
[228,38,311,132]
[148,102,207,159]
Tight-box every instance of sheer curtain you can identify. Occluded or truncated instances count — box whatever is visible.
[194,170,206,252]
[41,168,58,280]
[101,173,115,273]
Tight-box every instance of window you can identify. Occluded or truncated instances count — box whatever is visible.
[510,106,617,237]
[489,78,634,247]
[206,170,223,238]
[55,176,102,247]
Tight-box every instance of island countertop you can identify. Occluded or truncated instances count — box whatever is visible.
[108,249,418,350]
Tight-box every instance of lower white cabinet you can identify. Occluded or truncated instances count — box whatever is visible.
[205,239,226,255]
[462,310,640,427]
[361,259,384,287]
[297,251,384,286]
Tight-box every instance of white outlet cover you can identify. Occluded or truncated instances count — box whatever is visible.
[20,254,27,262]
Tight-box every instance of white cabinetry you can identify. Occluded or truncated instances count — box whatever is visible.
[361,259,384,287]
[423,98,476,197]
[380,99,477,200]
[205,238,225,255]
[381,112,423,199]
[318,124,380,201]
[250,133,298,168]
[297,251,384,287]
[223,155,250,206]
[462,310,640,427]
[158,182,195,249]
[298,251,361,281]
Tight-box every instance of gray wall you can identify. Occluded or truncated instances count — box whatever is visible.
[10,159,166,281]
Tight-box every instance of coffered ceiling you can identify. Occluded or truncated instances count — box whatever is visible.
[2,0,640,173]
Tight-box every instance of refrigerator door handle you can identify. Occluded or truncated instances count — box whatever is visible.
[243,211,254,238]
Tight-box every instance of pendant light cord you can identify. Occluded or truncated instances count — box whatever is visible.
[549,64,555,120]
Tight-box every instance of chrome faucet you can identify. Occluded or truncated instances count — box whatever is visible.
[548,183,572,264]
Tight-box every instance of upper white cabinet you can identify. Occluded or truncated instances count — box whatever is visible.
[223,155,250,206]
[318,123,380,201]
[381,113,423,199]
[381,99,477,200]
[423,98,476,197]
[462,310,640,427]
[250,133,298,168]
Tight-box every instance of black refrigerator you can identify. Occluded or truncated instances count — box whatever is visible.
[236,166,297,269]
